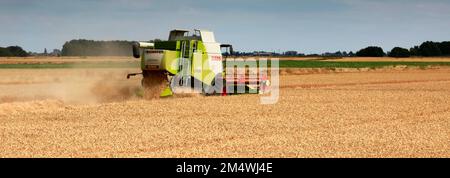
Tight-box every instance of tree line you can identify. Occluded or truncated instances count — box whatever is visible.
[0,46,29,57]
[356,41,450,58]
[2,40,450,58]
[61,40,134,56]
[233,41,450,58]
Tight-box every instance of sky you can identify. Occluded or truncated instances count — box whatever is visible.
[1,0,450,54]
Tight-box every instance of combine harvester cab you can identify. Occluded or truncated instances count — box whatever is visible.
[130,29,270,98]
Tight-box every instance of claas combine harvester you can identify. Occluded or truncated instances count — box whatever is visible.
[129,29,270,97]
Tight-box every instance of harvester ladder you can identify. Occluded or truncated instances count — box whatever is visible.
[179,41,192,87]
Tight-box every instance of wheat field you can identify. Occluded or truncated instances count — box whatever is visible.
[0,65,449,157]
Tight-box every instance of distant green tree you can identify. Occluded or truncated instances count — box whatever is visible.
[356,46,385,57]
[348,51,355,57]
[409,46,420,56]
[438,41,450,56]
[419,41,442,56]
[0,47,13,56]
[0,46,29,57]
[388,47,411,58]
[284,51,298,56]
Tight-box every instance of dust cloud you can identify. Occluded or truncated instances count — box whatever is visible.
[0,69,143,105]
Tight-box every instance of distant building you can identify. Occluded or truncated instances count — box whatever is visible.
[50,49,62,56]
[28,49,61,57]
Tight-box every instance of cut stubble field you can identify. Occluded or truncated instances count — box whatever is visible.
[0,57,449,158]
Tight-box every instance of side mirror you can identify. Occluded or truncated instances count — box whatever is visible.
[132,42,140,58]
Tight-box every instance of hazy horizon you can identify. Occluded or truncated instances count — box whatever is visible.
[1,0,449,53]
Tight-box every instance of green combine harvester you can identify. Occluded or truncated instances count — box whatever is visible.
[129,29,270,97]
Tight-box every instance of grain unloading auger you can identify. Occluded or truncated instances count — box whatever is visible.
[129,29,270,98]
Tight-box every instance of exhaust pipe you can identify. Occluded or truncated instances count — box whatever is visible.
[132,42,155,58]
[132,42,141,58]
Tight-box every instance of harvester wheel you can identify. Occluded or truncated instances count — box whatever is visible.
[141,71,168,99]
